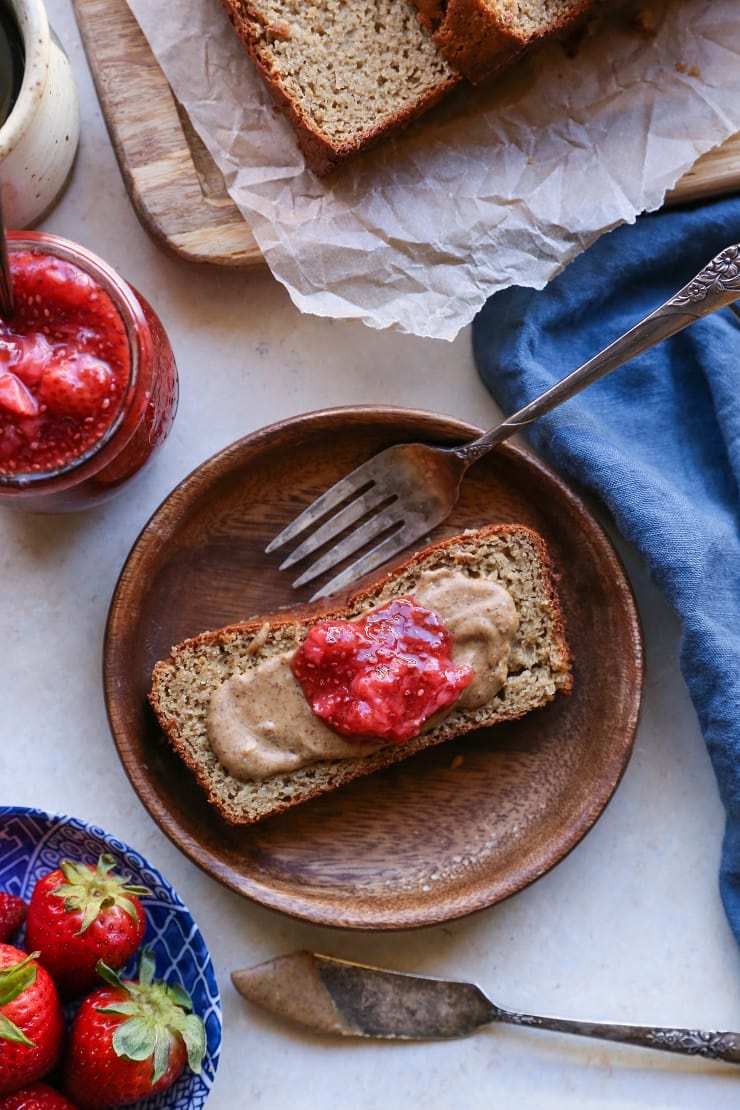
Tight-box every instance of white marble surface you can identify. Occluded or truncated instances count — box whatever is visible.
[2,3,739,1107]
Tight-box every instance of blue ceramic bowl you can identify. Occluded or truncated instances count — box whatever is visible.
[0,805,221,1109]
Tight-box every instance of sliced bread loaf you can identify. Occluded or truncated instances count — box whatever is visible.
[218,0,461,175]
[410,0,596,83]
[149,524,572,825]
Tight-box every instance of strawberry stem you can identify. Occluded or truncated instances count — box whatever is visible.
[52,854,151,934]
[94,951,206,1084]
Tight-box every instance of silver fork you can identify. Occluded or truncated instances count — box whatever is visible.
[268,245,740,599]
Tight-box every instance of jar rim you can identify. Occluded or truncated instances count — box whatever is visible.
[0,230,143,489]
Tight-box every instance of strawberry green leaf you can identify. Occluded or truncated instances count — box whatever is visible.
[166,982,193,1010]
[180,1013,207,1074]
[94,959,124,990]
[111,1015,156,1062]
[0,955,37,1007]
[137,948,156,988]
[152,1028,170,1085]
[0,1012,35,1046]
[97,1000,142,1018]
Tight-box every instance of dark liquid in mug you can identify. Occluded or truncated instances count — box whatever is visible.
[0,2,24,128]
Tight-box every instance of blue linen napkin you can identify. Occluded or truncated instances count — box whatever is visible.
[472,195,740,946]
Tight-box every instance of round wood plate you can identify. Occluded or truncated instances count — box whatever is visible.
[104,406,644,930]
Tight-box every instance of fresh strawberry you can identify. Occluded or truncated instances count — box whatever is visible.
[24,855,150,1001]
[62,951,206,1109]
[0,945,65,1096]
[0,1083,79,1109]
[0,895,28,944]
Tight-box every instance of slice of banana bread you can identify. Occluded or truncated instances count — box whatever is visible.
[149,524,572,825]
[218,0,461,175]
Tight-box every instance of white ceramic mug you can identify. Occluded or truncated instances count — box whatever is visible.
[0,0,79,227]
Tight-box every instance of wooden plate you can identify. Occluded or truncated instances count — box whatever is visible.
[104,406,644,930]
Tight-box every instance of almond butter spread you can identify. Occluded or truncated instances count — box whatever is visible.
[207,569,519,781]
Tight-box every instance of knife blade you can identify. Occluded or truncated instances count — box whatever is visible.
[232,950,740,1063]
[231,950,493,1039]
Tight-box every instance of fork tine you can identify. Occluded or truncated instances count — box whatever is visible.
[291,504,404,588]
[308,529,417,600]
[266,466,379,553]
[278,486,396,571]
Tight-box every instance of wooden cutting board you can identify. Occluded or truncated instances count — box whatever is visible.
[71,0,261,266]
[71,0,740,269]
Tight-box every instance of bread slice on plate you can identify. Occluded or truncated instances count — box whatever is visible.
[410,0,595,83]
[218,0,461,175]
[149,524,572,825]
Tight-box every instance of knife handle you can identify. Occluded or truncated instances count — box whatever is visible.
[493,1006,740,1063]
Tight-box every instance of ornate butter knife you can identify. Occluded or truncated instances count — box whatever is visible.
[232,951,740,1063]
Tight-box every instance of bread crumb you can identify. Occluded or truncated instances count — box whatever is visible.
[449,754,464,770]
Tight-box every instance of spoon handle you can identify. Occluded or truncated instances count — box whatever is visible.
[492,1004,740,1063]
[458,242,740,463]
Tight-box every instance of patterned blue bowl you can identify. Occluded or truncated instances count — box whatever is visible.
[0,805,221,1108]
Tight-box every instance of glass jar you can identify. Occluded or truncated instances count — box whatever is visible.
[0,231,178,511]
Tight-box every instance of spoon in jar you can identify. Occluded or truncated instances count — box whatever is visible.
[0,187,14,316]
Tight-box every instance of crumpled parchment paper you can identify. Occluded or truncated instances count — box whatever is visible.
[126,0,740,340]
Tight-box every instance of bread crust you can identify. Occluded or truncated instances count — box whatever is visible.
[149,524,573,825]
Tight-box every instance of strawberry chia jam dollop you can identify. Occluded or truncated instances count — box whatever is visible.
[0,250,130,476]
[290,596,474,743]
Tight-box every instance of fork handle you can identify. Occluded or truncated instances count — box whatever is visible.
[458,243,740,463]
[491,1005,740,1063]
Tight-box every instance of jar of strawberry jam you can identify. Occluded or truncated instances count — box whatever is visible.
[0,231,178,511]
